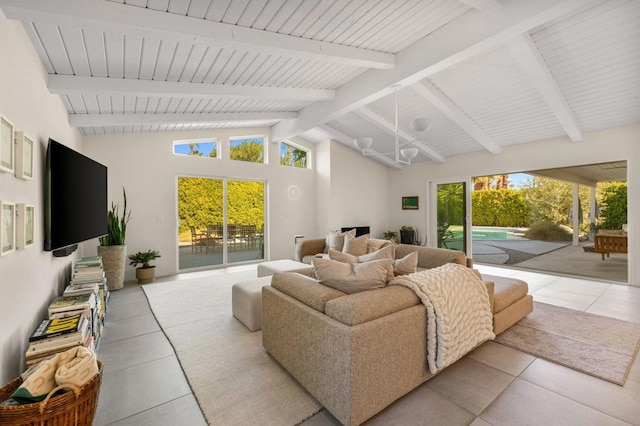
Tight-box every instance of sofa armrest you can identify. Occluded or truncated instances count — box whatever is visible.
[271,272,345,312]
[295,238,326,263]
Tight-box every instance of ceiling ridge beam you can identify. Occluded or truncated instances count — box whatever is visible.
[511,33,584,142]
[69,112,296,127]
[410,80,502,155]
[317,124,403,169]
[458,0,503,12]
[0,0,395,70]
[354,107,446,163]
[271,0,605,142]
[48,75,335,101]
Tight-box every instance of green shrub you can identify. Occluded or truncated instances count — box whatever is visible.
[598,182,627,229]
[524,221,572,241]
[472,189,529,227]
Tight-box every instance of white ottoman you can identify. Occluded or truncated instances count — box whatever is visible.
[257,259,310,277]
[232,276,272,331]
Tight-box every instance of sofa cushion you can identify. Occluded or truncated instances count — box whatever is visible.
[395,244,467,269]
[312,257,393,294]
[394,251,418,275]
[325,228,356,253]
[325,285,420,326]
[482,274,528,313]
[271,272,345,312]
[342,233,370,256]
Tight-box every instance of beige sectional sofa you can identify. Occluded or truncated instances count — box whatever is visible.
[263,243,533,425]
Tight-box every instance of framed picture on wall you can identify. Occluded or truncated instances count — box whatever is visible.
[1,201,16,256]
[0,115,15,174]
[402,196,419,210]
[17,204,35,249]
[15,131,34,180]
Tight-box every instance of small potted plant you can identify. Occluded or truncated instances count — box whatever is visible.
[383,230,398,243]
[400,226,417,245]
[128,249,161,284]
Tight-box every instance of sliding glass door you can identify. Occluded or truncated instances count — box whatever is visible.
[177,177,265,270]
[434,181,468,253]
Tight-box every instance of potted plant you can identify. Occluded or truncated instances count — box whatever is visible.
[97,188,131,291]
[129,250,161,284]
[399,226,417,245]
[383,230,398,243]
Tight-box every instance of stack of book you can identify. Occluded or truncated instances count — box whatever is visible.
[25,313,90,367]
[24,256,111,367]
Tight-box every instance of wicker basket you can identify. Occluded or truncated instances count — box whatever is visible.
[0,361,103,426]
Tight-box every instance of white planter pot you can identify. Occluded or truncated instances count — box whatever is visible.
[97,245,127,291]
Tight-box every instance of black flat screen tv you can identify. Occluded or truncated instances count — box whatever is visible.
[44,139,108,256]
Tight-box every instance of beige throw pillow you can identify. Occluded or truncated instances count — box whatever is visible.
[329,245,396,281]
[312,257,392,294]
[394,251,419,276]
[325,228,356,253]
[367,238,394,254]
[342,233,370,256]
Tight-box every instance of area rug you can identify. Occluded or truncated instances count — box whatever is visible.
[142,271,322,426]
[495,302,640,385]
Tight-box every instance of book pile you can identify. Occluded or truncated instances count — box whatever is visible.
[24,256,110,367]
[25,313,90,367]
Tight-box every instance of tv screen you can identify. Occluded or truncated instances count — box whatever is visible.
[44,139,107,254]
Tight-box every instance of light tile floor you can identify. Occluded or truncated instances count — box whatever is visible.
[94,264,640,425]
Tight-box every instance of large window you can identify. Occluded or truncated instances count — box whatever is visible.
[229,137,264,163]
[280,141,308,168]
[173,139,218,158]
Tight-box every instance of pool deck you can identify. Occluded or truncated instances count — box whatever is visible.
[473,238,628,284]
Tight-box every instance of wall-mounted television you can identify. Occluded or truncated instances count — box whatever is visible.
[44,139,108,256]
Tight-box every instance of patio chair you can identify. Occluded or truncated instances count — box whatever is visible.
[190,226,206,252]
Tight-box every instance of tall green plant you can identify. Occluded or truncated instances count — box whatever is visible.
[99,188,131,246]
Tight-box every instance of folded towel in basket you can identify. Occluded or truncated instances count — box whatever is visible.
[11,346,99,403]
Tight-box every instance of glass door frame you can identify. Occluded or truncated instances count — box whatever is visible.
[427,177,473,257]
[175,174,268,272]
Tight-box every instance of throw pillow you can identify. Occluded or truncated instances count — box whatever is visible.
[312,257,392,294]
[367,238,394,254]
[394,251,419,276]
[342,233,370,256]
[325,228,356,253]
[329,245,396,281]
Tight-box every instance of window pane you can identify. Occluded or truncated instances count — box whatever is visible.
[174,141,217,157]
[230,138,264,163]
[280,142,308,168]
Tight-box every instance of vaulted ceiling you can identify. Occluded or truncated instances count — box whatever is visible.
[1,0,638,168]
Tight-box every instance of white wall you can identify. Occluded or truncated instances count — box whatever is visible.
[388,125,640,285]
[81,131,317,279]
[0,13,84,384]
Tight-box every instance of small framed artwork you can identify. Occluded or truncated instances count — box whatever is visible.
[402,196,419,210]
[0,115,14,174]
[1,201,16,256]
[15,131,34,180]
[17,204,35,249]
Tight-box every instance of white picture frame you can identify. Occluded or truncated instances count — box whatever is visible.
[17,203,35,249]
[15,131,34,180]
[1,201,16,256]
[0,115,14,174]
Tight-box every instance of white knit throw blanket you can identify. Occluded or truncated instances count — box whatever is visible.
[390,263,495,374]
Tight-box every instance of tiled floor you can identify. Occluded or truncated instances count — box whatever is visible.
[94,264,640,425]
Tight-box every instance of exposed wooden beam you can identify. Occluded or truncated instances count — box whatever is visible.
[69,112,296,127]
[48,75,334,101]
[0,0,395,70]
[511,33,584,142]
[354,107,446,163]
[458,0,502,11]
[272,0,604,142]
[410,80,502,155]
[317,124,403,170]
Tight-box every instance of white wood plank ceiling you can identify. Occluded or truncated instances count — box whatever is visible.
[1,0,638,167]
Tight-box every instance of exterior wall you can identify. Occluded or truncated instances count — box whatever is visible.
[0,13,83,384]
[388,125,640,285]
[81,131,316,279]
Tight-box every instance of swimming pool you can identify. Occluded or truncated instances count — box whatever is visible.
[450,226,525,240]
